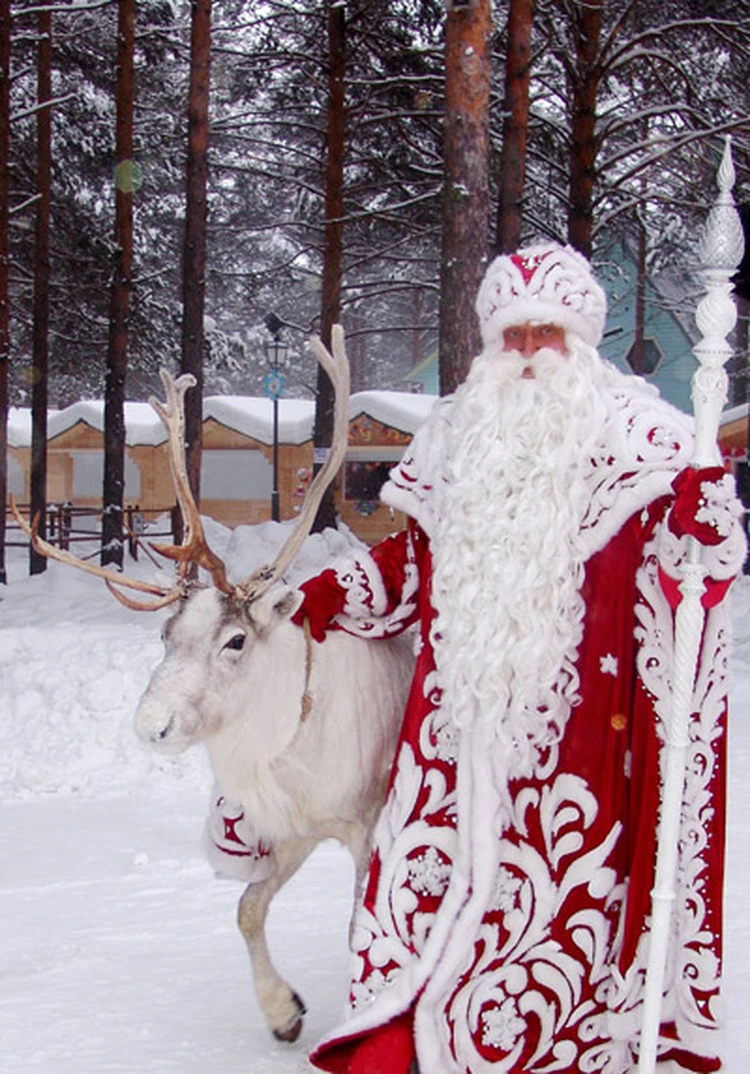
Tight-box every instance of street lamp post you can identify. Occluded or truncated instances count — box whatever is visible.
[263,324,289,523]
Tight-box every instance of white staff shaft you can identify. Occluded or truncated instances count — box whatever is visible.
[637,136,743,1074]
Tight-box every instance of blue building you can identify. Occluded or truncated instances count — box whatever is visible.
[596,241,699,415]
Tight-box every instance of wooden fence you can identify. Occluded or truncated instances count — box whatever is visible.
[7,503,180,562]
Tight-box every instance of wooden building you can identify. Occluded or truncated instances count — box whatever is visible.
[7,391,437,546]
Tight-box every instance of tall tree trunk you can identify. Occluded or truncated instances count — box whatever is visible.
[30,9,52,576]
[567,0,602,258]
[631,218,647,373]
[180,0,211,506]
[312,0,345,533]
[496,0,534,255]
[439,0,492,395]
[0,0,10,584]
[101,0,135,567]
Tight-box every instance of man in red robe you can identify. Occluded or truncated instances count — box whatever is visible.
[296,243,745,1074]
[292,243,745,1073]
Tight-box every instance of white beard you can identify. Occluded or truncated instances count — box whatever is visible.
[430,336,610,781]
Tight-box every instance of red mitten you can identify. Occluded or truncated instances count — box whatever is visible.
[669,466,739,546]
[291,568,347,642]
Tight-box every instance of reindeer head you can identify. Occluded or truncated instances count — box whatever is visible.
[133,583,306,754]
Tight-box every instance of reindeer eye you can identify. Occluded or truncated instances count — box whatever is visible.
[224,633,246,652]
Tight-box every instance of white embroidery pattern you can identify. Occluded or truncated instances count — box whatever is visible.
[334,529,420,638]
[491,866,523,913]
[350,967,401,1011]
[419,682,459,766]
[444,774,626,1074]
[344,733,458,1012]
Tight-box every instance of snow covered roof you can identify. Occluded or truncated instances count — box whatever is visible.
[10,389,744,450]
[7,407,33,449]
[7,391,439,448]
[721,402,749,426]
[43,401,167,446]
[350,390,437,435]
[203,396,315,446]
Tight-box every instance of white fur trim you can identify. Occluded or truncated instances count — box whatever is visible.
[382,365,694,559]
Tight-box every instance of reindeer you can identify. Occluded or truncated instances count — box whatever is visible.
[13,328,414,1043]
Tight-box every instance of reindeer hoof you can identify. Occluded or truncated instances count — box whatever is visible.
[272,992,307,1043]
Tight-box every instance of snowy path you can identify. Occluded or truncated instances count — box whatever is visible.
[0,793,354,1073]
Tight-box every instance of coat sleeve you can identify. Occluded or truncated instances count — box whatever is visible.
[295,521,424,640]
[655,468,747,609]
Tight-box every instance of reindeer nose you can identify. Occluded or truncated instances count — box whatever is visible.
[153,714,176,742]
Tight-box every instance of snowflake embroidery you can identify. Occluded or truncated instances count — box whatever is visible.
[350,966,401,1010]
[407,846,451,897]
[434,720,459,763]
[697,474,740,538]
[481,997,526,1051]
[492,866,523,912]
[600,652,619,677]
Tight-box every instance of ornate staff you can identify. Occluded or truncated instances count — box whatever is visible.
[637,137,745,1073]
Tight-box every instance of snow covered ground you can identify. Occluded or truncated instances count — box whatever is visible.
[1,520,748,1073]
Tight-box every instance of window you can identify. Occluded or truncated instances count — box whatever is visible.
[625,337,663,375]
[71,451,141,498]
[200,449,272,501]
[7,455,24,495]
[343,447,403,511]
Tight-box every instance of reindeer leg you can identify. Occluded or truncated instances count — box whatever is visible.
[340,821,375,945]
[237,836,318,1042]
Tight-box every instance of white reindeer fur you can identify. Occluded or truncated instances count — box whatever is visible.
[136,585,411,845]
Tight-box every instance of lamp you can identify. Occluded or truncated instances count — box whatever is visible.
[262,315,289,522]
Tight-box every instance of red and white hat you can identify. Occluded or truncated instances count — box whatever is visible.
[475,242,607,349]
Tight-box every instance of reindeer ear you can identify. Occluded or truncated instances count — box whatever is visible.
[249,586,304,634]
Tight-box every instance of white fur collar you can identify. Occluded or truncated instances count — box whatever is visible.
[381,368,698,560]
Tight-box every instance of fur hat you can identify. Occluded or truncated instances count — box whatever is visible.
[475,242,607,349]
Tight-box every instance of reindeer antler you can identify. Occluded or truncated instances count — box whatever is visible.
[13,328,351,612]
[237,324,351,602]
[145,327,349,604]
[9,497,183,611]
[148,371,234,596]
[8,371,223,612]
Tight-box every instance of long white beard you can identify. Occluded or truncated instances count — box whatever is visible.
[430,337,610,781]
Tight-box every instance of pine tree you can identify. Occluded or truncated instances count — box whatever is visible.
[496,0,534,254]
[101,0,135,567]
[0,0,9,584]
[439,0,492,393]
[180,0,212,506]
[30,7,52,575]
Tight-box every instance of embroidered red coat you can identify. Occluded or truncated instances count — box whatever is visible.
[309,377,745,1074]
